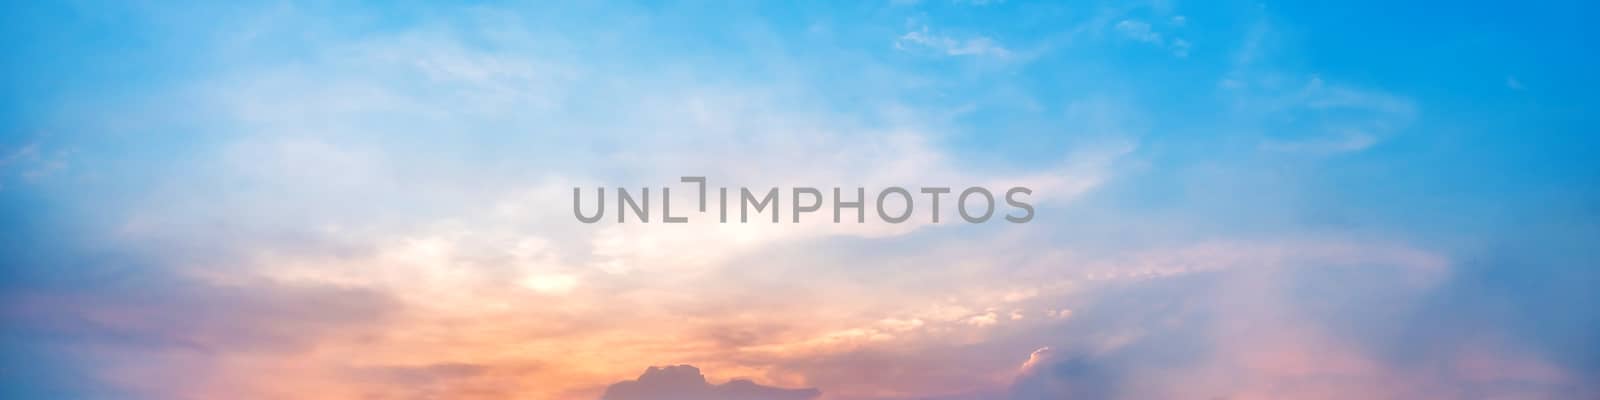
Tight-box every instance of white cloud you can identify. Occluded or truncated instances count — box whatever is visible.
[1114,19,1191,57]
[1259,129,1377,154]
[1114,20,1163,44]
[965,312,999,327]
[520,273,579,295]
[0,141,71,184]
[896,26,1011,58]
[1171,38,1191,58]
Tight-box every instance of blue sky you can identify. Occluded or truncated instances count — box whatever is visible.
[2,1,1598,399]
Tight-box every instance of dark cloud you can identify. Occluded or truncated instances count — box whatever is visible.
[600,365,820,400]
[1008,348,1116,400]
[993,252,1600,400]
[2,274,395,354]
[0,221,398,399]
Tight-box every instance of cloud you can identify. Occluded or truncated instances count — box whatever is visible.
[1224,70,1417,154]
[895,26,1011,58]
[659,237,1460,399]
[1169,39,1190,57]
[1113,19,1189,57]
[8,2,1596,400]
[1217,21,1417,155]
[0,140,72,186]
[982,240,1598,400]
[1113,20,1162,44]
[1258,129,1377,153]
[39,7,1130,396]
[349,362,488,386]
[0,266,401,398]
[600,365,820,400]
[1007,346,1117,399]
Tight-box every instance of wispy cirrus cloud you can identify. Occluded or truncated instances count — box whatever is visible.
[1113,18,1190,57]
[895,26,1011,58]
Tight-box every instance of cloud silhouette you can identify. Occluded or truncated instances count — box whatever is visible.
[600,365,820,400]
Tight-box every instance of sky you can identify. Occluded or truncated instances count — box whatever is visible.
[1,1,1597,399]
